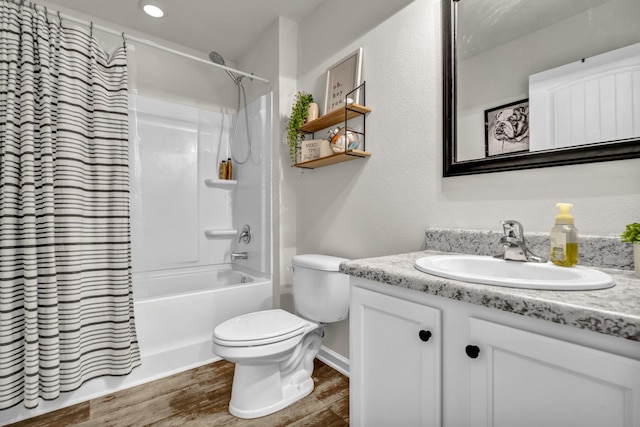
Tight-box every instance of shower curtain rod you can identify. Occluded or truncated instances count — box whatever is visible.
[48,9,270,85]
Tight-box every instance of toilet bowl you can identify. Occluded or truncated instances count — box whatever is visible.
[213,309,323,419]
[212,254,350,419]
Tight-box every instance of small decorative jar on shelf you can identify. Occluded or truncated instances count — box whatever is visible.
[306,102,319,122]
[328,126,361,153]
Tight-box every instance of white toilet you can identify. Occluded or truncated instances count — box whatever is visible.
[212,254,349,419]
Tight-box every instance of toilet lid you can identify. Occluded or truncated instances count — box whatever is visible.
[292,254,348,271]
[214,309,307,344]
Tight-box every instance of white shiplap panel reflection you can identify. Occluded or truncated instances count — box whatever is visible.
[530,42,640,151]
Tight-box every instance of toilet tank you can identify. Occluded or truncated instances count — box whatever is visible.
[292,254,350,323]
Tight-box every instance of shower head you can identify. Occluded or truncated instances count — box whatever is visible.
[209,51,243,85]
[208,51,226,66]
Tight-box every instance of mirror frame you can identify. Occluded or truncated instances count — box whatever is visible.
[442,0,640,177]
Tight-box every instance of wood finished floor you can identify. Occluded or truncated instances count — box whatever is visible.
[8,359,349,427]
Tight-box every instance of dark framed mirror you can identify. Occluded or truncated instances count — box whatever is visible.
[443,0,640,177]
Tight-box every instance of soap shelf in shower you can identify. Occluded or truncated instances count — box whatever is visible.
[204,229,237,238]
[204,179,237,187]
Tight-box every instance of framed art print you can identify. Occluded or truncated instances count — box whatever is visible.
[484,99,530,157]
[324,48,363,115]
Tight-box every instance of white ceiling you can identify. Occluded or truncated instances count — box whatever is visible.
[46,0,326,61]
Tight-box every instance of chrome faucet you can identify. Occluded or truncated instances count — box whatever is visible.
[231,251,248,261]
[495,220,545,263]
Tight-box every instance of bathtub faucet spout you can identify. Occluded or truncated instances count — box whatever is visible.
[231,251,248,261]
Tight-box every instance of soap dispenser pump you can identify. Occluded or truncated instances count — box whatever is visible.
[550,203,578,267]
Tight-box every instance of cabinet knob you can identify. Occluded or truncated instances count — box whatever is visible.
[418,330,432,342]
[465,345,480,359]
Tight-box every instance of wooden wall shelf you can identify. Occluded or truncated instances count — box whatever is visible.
[294,150,371,169]
[299,104,371,134]
[293,83,371,169]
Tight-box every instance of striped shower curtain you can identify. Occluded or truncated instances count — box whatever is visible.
[0,1,140,409]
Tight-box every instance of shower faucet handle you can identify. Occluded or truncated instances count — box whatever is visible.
[238,224,251,244]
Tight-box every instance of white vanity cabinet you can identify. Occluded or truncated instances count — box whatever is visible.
[350,285,442,427]
[350,277,640,427]
[468,318,640,427]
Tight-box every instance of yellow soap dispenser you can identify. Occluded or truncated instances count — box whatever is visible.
[550,203,578,267]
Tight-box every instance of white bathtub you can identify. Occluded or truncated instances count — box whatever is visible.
[133,266,272,364]
[2,265,272,425]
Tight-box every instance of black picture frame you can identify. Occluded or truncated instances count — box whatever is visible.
[442,0,640,177]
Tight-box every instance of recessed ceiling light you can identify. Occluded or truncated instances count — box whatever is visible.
[139,0,165,18]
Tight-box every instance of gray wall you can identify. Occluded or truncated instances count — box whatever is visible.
[293,0,640,359]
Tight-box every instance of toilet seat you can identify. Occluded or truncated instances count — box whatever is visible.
[213,309,308,347]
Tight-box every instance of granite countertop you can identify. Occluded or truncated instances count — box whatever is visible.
[340,250,640,342]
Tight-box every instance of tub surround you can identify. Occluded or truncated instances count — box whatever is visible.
[340,241,640,342]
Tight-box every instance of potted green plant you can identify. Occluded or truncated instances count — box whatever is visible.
[620,222,640,276]
[286,91,314,165]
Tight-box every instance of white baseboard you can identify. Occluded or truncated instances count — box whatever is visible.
[317,346,350,378]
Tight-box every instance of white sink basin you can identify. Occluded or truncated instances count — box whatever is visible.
[414,255,614,290]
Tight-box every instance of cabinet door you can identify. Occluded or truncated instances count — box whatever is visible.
[350,286,441,427]
[467,318,640,427]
